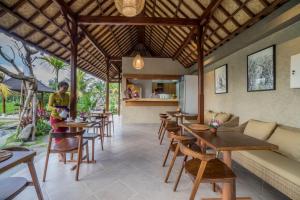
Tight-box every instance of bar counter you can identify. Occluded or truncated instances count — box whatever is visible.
[124,98,178,106]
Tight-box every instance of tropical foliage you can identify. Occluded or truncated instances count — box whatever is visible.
[40,56,68,89]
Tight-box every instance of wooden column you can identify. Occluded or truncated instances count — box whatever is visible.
[118,69,121,116]
[70,21,78,118]
[197,25,204,123]
[105,59,110,112]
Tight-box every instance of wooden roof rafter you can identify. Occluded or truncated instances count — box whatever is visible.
[0,0,289,74]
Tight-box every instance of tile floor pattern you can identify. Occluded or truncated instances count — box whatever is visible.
[6,117,288,200]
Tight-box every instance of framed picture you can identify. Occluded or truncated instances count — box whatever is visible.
[214,64,228,94]
[247,45,276,92]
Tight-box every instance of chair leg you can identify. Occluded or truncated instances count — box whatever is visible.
[91,139,95,162]
[160,128,166,145]
[158,121,163,138]
[100,134,104,150]
[75,138,83,181]
[158,121,165,140]
[42,137,52,182]
[189,161,207,200]
[109,123,112,137]
[173,155,188,191]
[106,123,109,137]
[63,153,66,164]
[162,140,173,167]
[86,142,89,163]
[111,118,115,134]
[164,143,180,183]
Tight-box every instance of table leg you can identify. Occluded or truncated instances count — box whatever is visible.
[27,159,44,200]
[222,151,234,200]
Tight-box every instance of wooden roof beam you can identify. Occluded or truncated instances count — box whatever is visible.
[78,16,200,26]
[206,0,288,55]
[172,0,223,59]
[52,0,118,72]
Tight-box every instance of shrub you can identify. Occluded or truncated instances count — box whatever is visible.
[35,119,51,136]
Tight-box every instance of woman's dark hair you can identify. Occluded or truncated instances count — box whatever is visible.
[58,81,69,89]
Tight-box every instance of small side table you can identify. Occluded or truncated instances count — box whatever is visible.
[0,147,44,200]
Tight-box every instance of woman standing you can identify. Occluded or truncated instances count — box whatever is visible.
[48,81,70,139]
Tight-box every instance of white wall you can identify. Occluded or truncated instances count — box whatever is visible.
[122,57,189,75]
[121,57,189,124]
[204,21,300,127]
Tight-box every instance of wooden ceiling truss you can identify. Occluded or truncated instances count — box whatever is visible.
[0,0,288,81]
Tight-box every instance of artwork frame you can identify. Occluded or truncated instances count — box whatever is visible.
[214,64,228,94]
[247,45,276,92]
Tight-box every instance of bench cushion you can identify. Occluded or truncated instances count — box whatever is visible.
[235,150,300,186]
[268,127,300,162]
[215,112,231,124]
[243,119,276,140]
[204,111,216,125]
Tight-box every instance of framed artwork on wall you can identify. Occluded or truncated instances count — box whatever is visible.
[247,45,276,92]
[214,64,228,94]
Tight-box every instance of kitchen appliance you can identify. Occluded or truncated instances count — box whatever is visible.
[179,75,198,114]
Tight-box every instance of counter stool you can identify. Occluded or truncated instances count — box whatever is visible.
[158,114,168,139]
[159,119,179,145]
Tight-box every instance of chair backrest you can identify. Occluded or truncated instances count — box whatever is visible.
[179,143,215,161]
[49,130,84,139]
[167,131,189,141]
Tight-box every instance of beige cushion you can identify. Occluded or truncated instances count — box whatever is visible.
[215,112,231,124]
[267,127,300,162]
[204,111,216,125]
[244,119,277,140]
[234,150,300,186]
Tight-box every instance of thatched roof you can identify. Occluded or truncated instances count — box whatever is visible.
[0,0,288,81]
[4,78,54,93]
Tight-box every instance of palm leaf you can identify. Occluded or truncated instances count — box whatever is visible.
[0,83,11,98]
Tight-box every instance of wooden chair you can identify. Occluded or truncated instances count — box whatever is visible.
[164,132,201,185]
[159,119,179,145]
[43,130,89,181]
[162,129,194,167]
[83,120,104,162]
[174,143,236,200]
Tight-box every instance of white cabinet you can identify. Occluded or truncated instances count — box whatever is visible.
[291,53,300,88]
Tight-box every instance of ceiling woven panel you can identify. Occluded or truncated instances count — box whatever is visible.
[0,0,288,80]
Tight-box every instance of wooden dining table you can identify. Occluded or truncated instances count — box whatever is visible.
[181,123,278,200]
[54,121,92,131]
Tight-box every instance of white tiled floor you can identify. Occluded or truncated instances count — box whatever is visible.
[5,116,289,200]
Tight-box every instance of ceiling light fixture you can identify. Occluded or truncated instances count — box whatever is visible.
[132,53,144,70]
[115,0,145,17]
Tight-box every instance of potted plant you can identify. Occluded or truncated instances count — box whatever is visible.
[209,117,221,135]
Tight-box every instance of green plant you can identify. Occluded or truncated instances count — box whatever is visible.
[40,56,68,89]
[35,119,51,136]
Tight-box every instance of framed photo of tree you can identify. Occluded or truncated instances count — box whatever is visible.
[214,64,228,94]
[247,45,276,92]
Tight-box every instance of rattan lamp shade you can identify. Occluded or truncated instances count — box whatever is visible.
[115,0,145,17]
[132,54,144,70]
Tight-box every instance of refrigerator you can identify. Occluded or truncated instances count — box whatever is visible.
[179,75,198,114]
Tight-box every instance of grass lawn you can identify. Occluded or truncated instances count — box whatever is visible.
[0,101,19,114]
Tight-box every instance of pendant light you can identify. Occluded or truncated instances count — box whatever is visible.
[132,53,144,70]
[115,0,145,17]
